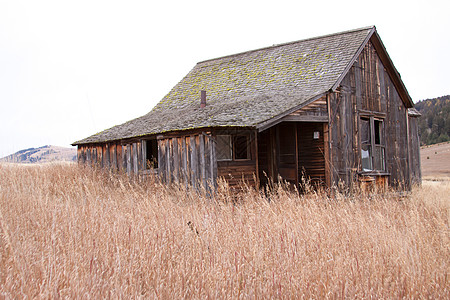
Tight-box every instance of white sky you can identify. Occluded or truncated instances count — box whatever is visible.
[0,0,449,157]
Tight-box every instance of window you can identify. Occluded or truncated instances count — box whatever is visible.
[216,134,250,161]
[233,135,250,160]
[360,117,385,172]
[145,139,158,169]
[216,135,232,160]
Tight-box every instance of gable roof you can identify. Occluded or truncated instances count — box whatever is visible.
[73,26,412,145]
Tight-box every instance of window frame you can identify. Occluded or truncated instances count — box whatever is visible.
[216,133,251,162]
[359,115,386,173]
[144,139,159,169]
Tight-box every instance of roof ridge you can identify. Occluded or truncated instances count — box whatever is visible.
[198,25,375,65]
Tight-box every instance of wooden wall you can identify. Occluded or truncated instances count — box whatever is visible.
[328,39,413,189]
[297,122,326,188]
[216,130,258,188]
[77,132,218,190]
[257,122,327,190]
[408,115,422,185]
[158,132,217,190]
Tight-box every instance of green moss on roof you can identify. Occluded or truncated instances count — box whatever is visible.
[74,26,374,145]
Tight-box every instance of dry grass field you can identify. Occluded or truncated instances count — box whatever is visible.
[0,163,448,298]
[421,142,450,179]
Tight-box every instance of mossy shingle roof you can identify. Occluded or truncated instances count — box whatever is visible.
[74,26,375,145]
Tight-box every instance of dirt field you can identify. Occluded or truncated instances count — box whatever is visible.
[420,142,450,178]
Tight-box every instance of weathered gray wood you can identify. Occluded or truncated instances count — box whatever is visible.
[181,137,188,186]
[190,135,198,187]
[126,144,132,174]
[280,115,329,122]
[141,141,147,170]
[112,144,117,170]
[199,133,206,189]
[86,148,91,164]
[204,134,211,190]
[133,142,138,174]
[210,134,217,190]
[105,144,110,168]
[172,137,179,183]
[158,139,166,181]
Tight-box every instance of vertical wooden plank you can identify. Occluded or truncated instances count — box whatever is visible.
[166,139,171,183]
[185,136,191,185]
[93,147,97,166]
[111,144,117,170]
[323,123,331,188]
[126,144,131,174]
[181,137,187,186]
[101,145,105,167]
[87,147,91,165]
[204,134,211,190]
[98,145,102,167]
[254,130,259,189]
[158,138,166,182]
[190,135,198,187]
[294,124,299,188]
[120,145,125,171]
[133,142,138,174]
[210,134,217,190]
[142,141,147,171]
[105,144,110,168]
[199,134,206,189]
[172,137,179,183]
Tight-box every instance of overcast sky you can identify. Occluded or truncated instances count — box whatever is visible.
[0,0,449,157]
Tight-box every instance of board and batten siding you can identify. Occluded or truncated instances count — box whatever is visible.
[76,132,218,190]
[158,132,217,190]
[328,39,416,189]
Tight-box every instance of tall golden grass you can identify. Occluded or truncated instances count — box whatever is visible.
[0,163,448,298]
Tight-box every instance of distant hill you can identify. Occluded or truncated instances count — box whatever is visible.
[415,95,450,146]
[0,145,77,163]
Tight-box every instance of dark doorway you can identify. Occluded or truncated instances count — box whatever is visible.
[258,122,326,191]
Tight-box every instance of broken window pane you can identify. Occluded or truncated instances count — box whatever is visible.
[361,118,371,144]
[361,144,372,171]
[374,119,383,145]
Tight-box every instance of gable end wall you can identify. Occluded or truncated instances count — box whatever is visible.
[328,41,413,189]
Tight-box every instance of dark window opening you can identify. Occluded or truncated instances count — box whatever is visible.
[146,139,158,169]
[216,134,250,161]
[234,135,250,160]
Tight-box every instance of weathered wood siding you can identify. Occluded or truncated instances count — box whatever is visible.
[158,132,217,190]
[297,122,326,187]
[408,115,421,185]
[217,130,258,188]
[329,40,412,189]
[258,122,327,190]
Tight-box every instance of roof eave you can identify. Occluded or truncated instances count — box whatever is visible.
[256,92,328,132]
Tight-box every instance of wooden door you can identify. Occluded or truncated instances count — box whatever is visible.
[277,123,298,186]
[297,123,326,188]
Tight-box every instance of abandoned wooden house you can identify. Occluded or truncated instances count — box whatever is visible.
[73,26,421,191]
